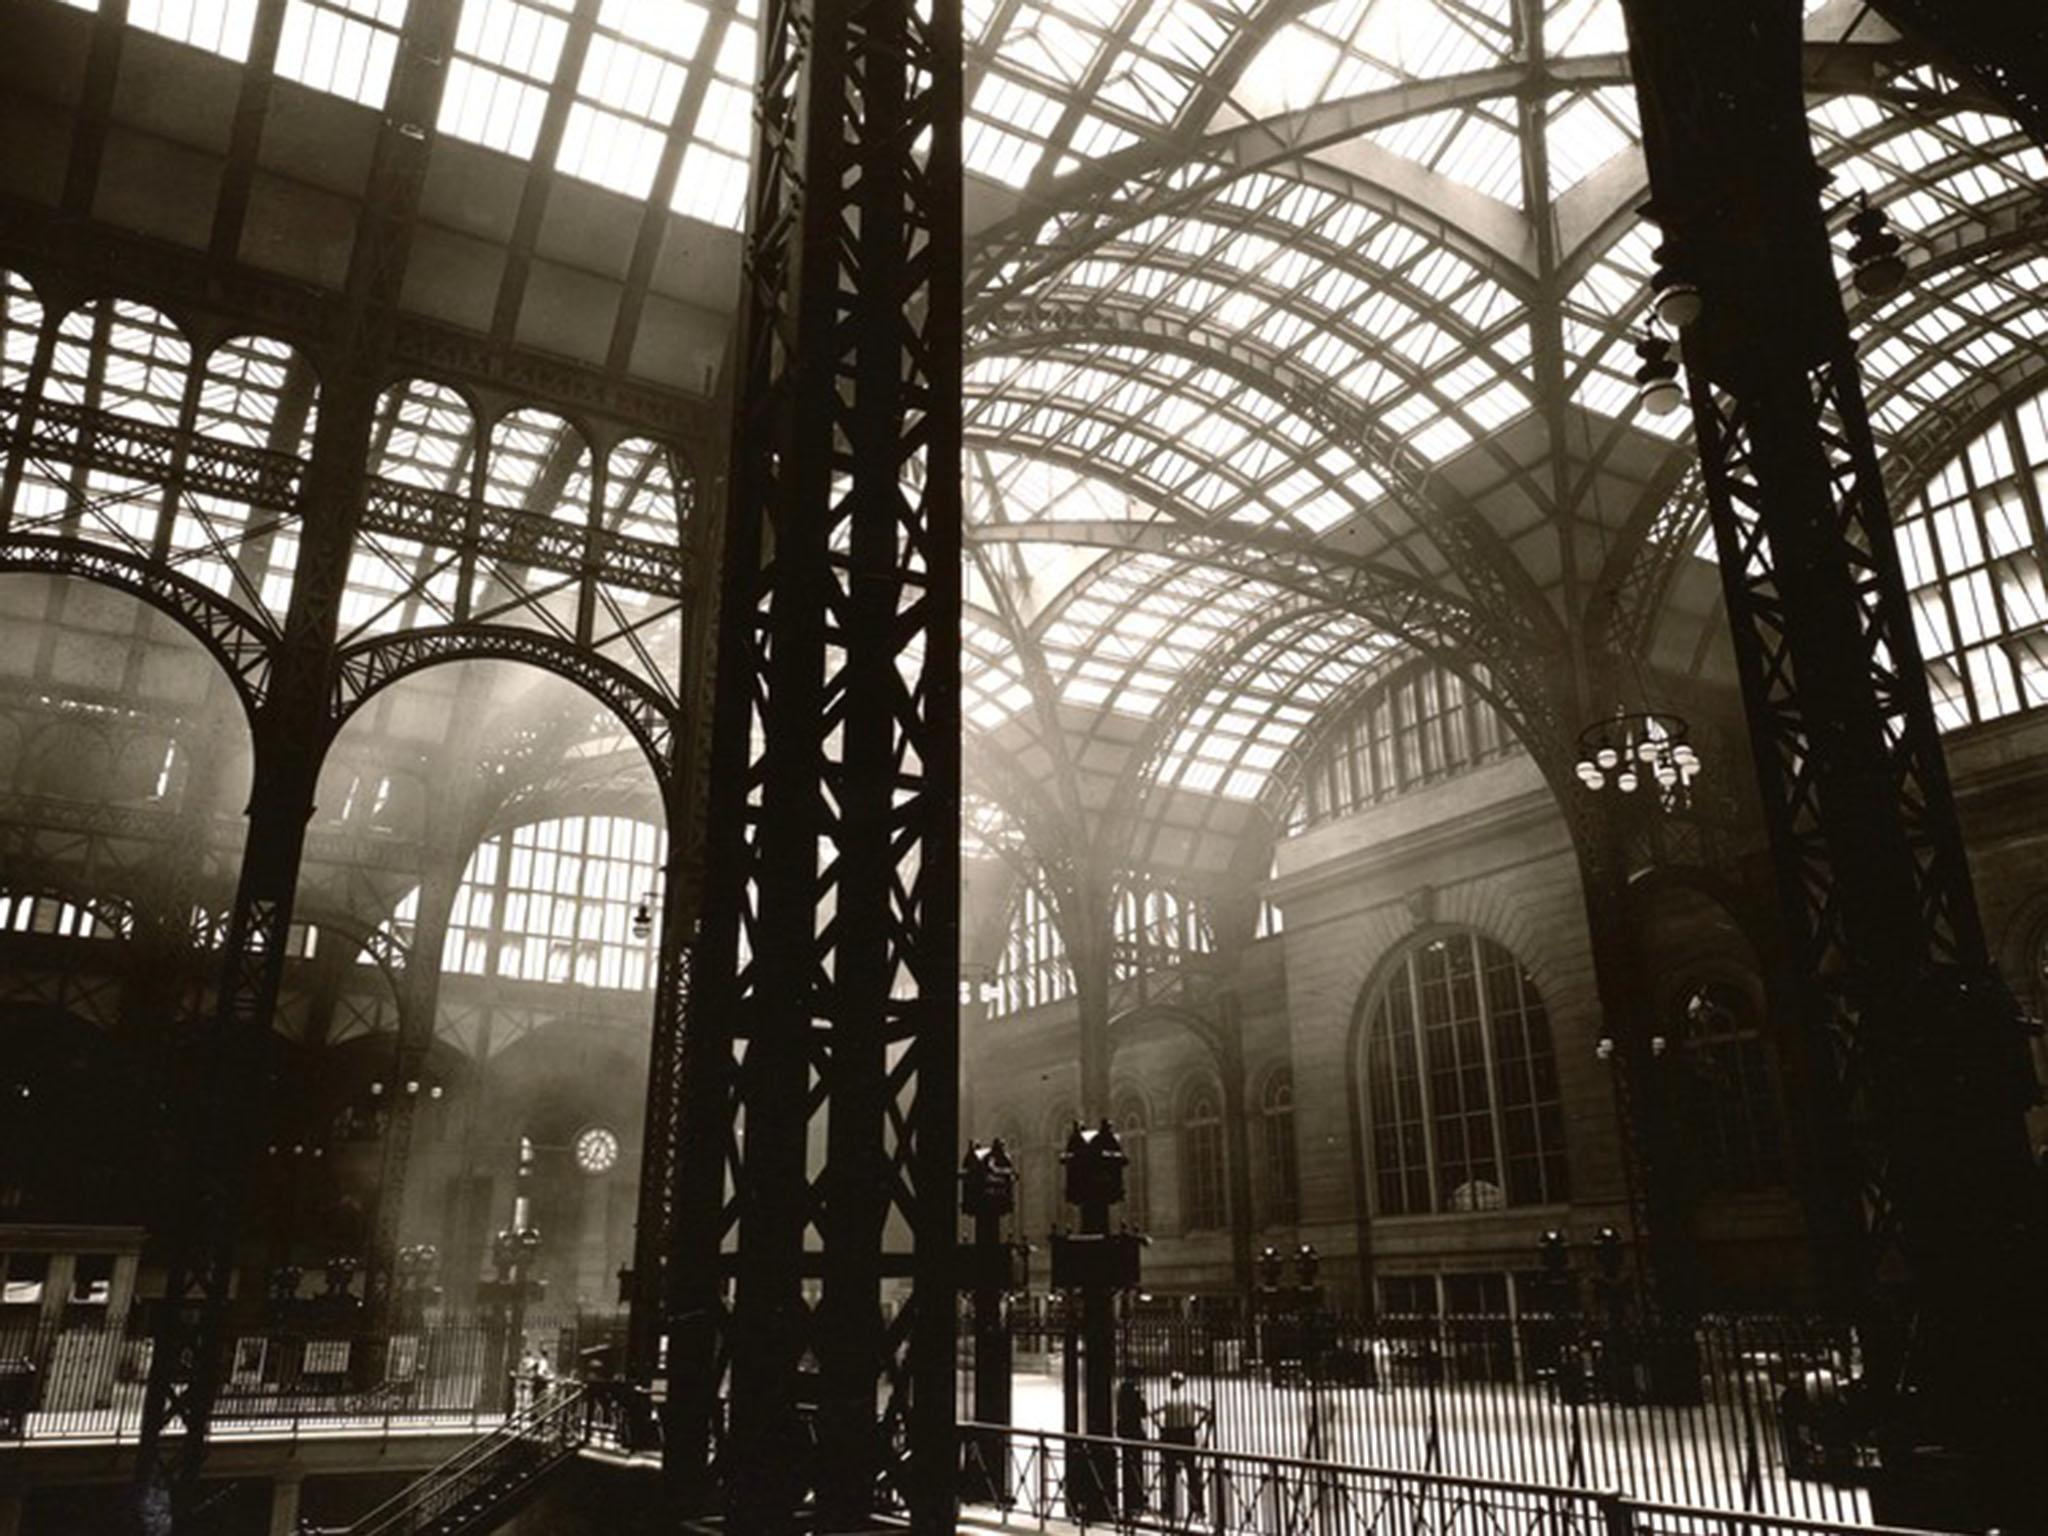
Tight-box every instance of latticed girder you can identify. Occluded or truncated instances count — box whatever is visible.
[668,0,962,1526]
[1622,0,2046,1515]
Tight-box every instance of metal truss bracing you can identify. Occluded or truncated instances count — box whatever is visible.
[330,627,678,789]
[1870,0,2048,143]
[0,533,275,720]
[668,0,962,1525]
[1623,0,2046,1513]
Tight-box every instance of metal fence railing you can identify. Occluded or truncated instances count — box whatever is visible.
[304,1383,590,1536]
[0,1310,626,1444]
[962,1312,1875,1525]
[958,1424,1933,1536]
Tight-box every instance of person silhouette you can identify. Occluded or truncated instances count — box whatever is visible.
[1152,1370,1213,1519]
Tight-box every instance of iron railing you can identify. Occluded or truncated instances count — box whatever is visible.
[964,1311,1875,1524]
[307,1382,589,1536]
[957,1424,1936,1536]
[0,1310,624,1443]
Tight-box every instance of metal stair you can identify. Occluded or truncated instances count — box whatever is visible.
[314,1385,590,1536]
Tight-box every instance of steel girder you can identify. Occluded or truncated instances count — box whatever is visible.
[128,4,464,1523]
[0,534,276,721]
[1593,209,2048,662]
[1869,0,2048,145]
[1621,0,2046,1521]
[664,0,962,1525]
[969,305,1561,651]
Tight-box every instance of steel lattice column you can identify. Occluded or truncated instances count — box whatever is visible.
[127,371,379,1531]
[129,9,458,1523]
[1619,1,2047,1525]
[665,0,962,1524]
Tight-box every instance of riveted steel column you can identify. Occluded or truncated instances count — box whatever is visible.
[665,0,962,1526]
[1621,2,2047,1525]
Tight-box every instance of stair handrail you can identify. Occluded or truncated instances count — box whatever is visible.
[330,1383,589,1536]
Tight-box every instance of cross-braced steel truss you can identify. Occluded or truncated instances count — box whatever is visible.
[1622,0,2046,1517]
[665,0,963,1524]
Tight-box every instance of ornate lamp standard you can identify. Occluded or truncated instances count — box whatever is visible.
[476,1137,546,1415]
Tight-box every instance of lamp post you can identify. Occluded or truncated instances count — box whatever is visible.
[476,1136,545,1416]
[960,1138,1027,1503]
[1050,1120,1141,1521]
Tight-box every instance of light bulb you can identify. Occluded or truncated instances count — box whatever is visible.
[1595,746,1620,771]
[1618,770,1639,793]
[1584,770,1606,791]
[1653,280,1702,330]
[1639,376,1683,416]
[1637,741,1660,763]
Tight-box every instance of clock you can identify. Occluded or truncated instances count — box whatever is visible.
[574,1125,620,1175]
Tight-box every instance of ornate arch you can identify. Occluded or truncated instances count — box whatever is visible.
[0,535,275,725]
[1347,924,1571,1221]
[329,625,677,791]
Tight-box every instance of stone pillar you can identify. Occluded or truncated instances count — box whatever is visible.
[266,1472,302,1536]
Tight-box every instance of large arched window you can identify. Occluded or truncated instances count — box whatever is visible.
[1289,660,1517,832]
[1673,981,1783,1194]
[1897,388,2048,730]
[1364,931,1568,1216]
[1262,1070,1299,1226]
[388,814,665,989]
[1179,1081,1228,1232]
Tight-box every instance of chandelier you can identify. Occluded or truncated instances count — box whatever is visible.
[1573,710,1700,797]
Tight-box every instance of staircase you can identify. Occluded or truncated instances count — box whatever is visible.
[318,1385,591,1536]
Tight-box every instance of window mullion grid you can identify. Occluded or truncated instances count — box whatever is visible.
[1407,953,1441,1215]
[2000,406,2048,672]
[1919,474,1978,725]
[1470,934,1511,1208]
[1514,958,1548,1202]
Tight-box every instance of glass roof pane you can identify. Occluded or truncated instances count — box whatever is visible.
[130,0,261,60]
[275,0,406,109]
[1545,89,1637,196]
[1542,0,1625,59]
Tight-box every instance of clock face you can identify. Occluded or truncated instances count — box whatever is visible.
[574,1125,620,1175]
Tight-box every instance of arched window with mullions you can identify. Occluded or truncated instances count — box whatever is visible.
[1896,387,2048,730]
[1179,1081,1228,1232]
[1364,931,1569,1216]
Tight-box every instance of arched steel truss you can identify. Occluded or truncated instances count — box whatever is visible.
[330,627,678,793]
[0,535,275,724]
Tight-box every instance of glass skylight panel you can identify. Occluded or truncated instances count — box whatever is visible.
[47,302,190,429]
[1368,106,1525,208]
[1542,0,1624,58]
[1238,0,1511,118]
[966,73,1066,186]
[1546,89,1637,196]
[486,409,592,522]
[441,0,570,158]
[130,0,260,60]
[998,3,1105,88]
[370,379,475,491]
[557,2,701,198]
[673,17,755,228]
[276,0,407,110]
[196,335,317,451]
[2,273,44,394]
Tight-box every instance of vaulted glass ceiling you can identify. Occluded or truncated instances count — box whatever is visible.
[33,0,2048,882]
